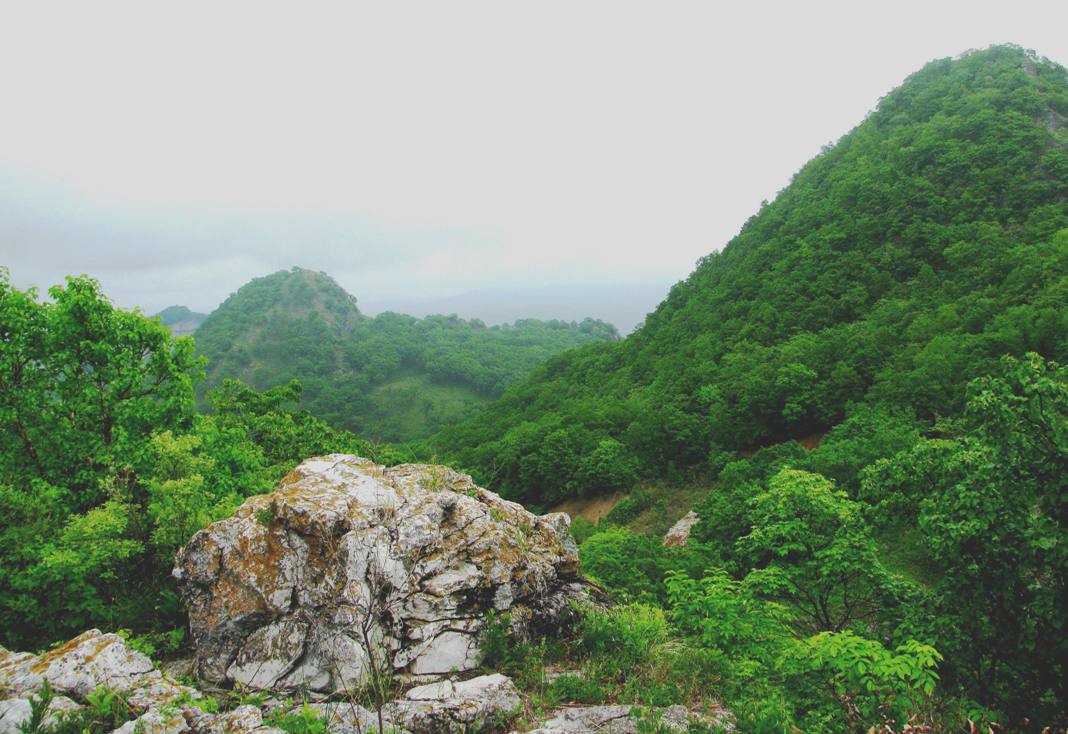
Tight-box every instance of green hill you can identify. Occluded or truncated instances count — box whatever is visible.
[432,44,1068,725]
[154,305,208,336]
[437,44,1068,504]
[194,267,619,440]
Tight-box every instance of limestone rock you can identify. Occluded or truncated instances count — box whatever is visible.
[111,705,286,734]
[663,511,699,548]
[308,674,520,734]
[175,456,590,692]
[0,695,80,734]
[392,674,521,733]
[518,704,731,733]
[308,702,411,734]
[0,630,195,712]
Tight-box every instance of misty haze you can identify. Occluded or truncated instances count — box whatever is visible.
[3,3,1068,733]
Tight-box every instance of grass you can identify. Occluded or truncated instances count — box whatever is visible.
[624,482,712,538]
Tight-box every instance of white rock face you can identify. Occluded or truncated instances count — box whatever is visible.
[175,456,591,692]
[663,511,700,548]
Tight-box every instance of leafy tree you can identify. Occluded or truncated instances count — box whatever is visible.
[0,270,203,505]
[741,469,896,633]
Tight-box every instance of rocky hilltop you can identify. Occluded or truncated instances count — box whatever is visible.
[0,457,727,734]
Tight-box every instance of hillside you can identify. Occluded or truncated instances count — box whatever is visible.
[438,44,1068,502]
[430,44,1068,727]
[154,304,208,336]
[194,266,619,440]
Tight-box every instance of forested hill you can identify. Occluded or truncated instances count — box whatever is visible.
[154,305,208,336]
[194,266,620,440]
[436,45,1068,505]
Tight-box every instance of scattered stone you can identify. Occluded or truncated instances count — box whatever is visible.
[663,511,699,548]
[160,657,196,681]
[517,703,731,733]
[175,456,592,692]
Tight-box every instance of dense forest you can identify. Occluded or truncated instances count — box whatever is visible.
[193,267,619,440]
[2,44,1067,733]
[430,45,1068,728]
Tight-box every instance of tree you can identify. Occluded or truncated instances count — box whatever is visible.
[741,469,895,633]
[0,270,203,504]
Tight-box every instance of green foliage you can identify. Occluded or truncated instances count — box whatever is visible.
[577,604,670,675]
[477,611,512,669]
[117,627,185,660]
[784,632,942,732]
[861,354,1068,725]
[17,682,136,734]
[438,45,1068,508]
[193,266,619,442]
[264,703,331,734]
[741,469,895,633]
[547,674,605,705]
[0,270,203,503]
[579,528,715,604]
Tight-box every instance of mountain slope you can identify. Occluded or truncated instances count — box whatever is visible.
[435,45,1068,504]
[194,267,619,440]
[155,305,208,336]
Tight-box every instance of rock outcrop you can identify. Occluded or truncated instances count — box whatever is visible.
[517,704,731,733]
[311,673,522,734]
[0,631,524,734]
[174,455,591,693]
[0,630,196,713]
[663,511,699,548]
[0,631,211,734]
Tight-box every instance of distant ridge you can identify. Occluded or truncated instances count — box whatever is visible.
[154,304,208,336]
[191,266,618,441]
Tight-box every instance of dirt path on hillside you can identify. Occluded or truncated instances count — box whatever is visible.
[550,492,624,523]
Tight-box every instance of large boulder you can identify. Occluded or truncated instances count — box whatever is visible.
[174,455,591,692]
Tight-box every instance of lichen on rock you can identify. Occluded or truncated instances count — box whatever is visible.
[174,455,593,692]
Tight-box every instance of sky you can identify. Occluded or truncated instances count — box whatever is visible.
[2,1,1067,328]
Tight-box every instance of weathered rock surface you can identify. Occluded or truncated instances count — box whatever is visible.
[663,511,699,548]
[310,673,520,734]
[0,630,196,711]
[0,694,80,734]
[393,673,521,733]
[175,455,591,692]
[1,631,527,734]
[0,631,211,734]
[517,704,731,733]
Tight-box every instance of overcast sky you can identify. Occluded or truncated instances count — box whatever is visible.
[2,1,1067,320]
